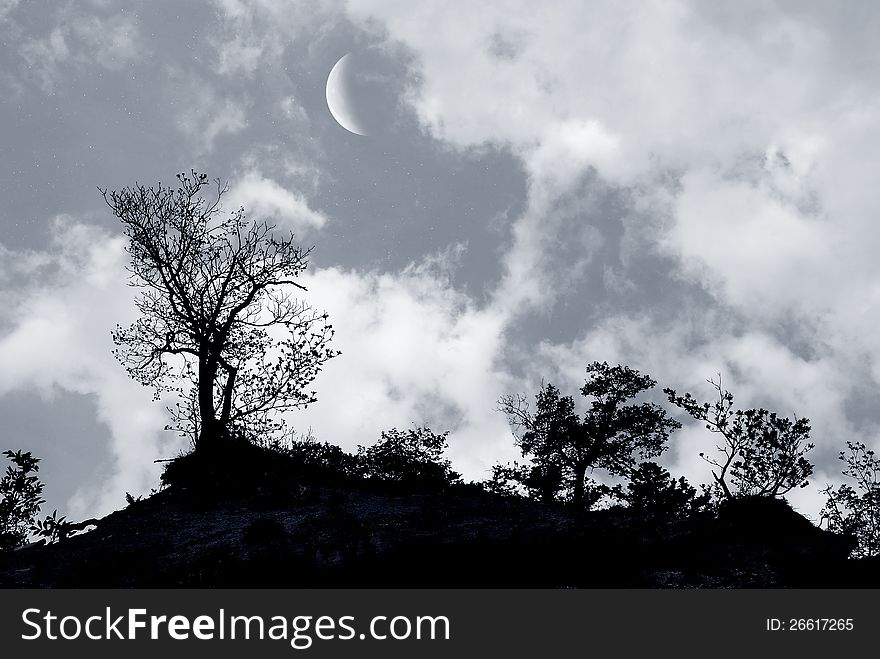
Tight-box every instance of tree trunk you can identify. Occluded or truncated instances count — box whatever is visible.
[197,357,220,450]
[713,470,733,500]
[219,365,237,427]
[571,462,588,508]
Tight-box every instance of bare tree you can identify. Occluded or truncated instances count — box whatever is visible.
[102,171,339,450]
[665,376,814,500]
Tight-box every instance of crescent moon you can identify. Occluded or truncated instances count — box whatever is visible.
[326,54,369,136]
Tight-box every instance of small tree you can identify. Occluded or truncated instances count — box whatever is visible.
[0,450,44,552]
[357,426,460,489]
[102,172,339,450]
[499,362,681,508]
[821,442,880,558]
[665,377,814,500]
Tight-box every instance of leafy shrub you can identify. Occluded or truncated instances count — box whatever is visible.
[284,439,359,482]
[356,427,460,490]
[821,442,880,558]
[31,510,73,544]
[0,450,45,552]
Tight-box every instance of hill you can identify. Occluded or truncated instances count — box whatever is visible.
[0,443,876,588]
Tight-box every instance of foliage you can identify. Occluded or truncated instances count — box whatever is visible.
[357,427,461,489]
[31,510,73,544]
[0,450,45,552]
[625,461,709,521]
[821,442,880,558]
[665,377,814,500]
[498,362,680,508]
[102,171,339,450]
[486,461,550,500]
[260,435,359,483]
[485,460,618,507]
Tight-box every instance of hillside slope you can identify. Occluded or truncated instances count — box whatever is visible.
[0,446,875,588]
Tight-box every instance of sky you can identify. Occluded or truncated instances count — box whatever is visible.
[2,0,880,521]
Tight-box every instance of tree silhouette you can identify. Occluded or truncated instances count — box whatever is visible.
[821,441,880,558]
[499,362,680,508]
[665,377,814,500]
[102,171,339,450]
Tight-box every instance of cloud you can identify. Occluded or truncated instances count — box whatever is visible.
[227,169,328,232]
[0,219,173,517]
[0,0,21,20]
[342,0,880,290]
[296,260,518,478]
[208,0,338,77]
[665,167,835,317]
[19,28,70,93]
[172,75,249,154]
[19,13,142,93]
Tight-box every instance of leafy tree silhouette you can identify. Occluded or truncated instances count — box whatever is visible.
[357,426,461,490]
[0,450,44,552]
[498,362,681,508]
[665,376,814,500]
[821,441,880,558]
[101,171,339,450]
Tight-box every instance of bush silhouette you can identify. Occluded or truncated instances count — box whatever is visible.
[0,450,44,552]
[258,435,359,485]
[356,427,460,490]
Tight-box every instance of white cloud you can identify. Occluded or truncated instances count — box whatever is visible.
[227,169,328,232]
[665,168,835,316]
[0,219,174,517]
[296,262,517,479]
